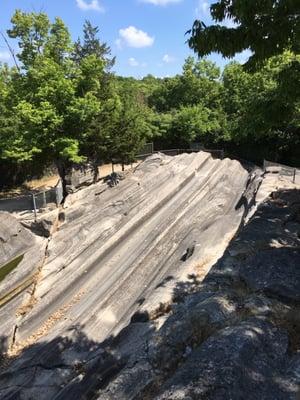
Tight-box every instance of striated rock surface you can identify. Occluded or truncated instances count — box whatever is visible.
[1,153,298,399]
[0,213,47,351]
[93,188,300,400]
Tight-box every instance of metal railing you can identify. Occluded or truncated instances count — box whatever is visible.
[135,142,154,159]
[136,145,224,160]
[0,179,63,215]
[263,159,299,184]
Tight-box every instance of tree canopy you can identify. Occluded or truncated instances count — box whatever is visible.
[0,11,154,187]
[188,0,300,70]
[0,8,299,188]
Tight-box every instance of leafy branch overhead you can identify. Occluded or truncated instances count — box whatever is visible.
[188,0,300,70]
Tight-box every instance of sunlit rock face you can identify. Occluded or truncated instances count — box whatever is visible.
[1,153,299,400]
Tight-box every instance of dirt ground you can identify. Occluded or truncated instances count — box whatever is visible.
[99,162,140,178]
[0,162,140,199]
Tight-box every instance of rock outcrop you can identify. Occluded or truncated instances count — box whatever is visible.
[93,188,300,400]
[0,213,47,351]
[0,212,33,266]
[0,154,298,400]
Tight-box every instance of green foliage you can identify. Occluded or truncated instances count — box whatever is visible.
[73,20,115,70]
[45,17,72,64]
[53,138,85,163]
[1,8,299,189]
[221,52,300,163]
[148,57,226,148]
[1,11,110,175]
[188,0,300,70]
[149,58,222,112]
[7,10,51,69]
[172,104,225,146]
[187,1,299,164]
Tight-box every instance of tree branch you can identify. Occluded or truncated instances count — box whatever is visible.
[0,31,21,72]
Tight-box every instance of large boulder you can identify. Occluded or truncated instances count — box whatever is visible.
[239,248,300,303]
[65,163,97,193]
[0,212,33,266]
[156,318,292,400]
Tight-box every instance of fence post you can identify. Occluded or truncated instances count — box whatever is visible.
[42,191,46,208]
[55,185,60,206]
[55,186,59,206]
[32,194,37,221]
[263,160,267,171]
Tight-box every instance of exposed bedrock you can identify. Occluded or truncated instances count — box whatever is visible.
[93,188,300,400]
[1,153,298,399]
[0,213,47,351]
[12,152,250,346]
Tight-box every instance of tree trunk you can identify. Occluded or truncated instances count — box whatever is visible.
[92,160,99,183]
[55,159,68,200]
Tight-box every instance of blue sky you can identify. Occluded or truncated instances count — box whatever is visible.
[0,0,250,77]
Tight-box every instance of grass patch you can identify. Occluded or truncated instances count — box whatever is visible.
[0,254,24,283]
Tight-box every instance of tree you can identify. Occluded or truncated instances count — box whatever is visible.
[149,58,222,112]
[188,0,300,70]
[1,11,158,188]
[7,11,51,70]
[1,11,107,191]
[169,104,225,148]
[148,57,226,148]
[106,87,153,167]
[187,1,300,165]
[73,20,115,70]
[221,52,300,164]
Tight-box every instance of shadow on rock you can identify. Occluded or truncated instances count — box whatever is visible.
[1,189,300,400]
[0,325,126,400]
[96,188,300,400]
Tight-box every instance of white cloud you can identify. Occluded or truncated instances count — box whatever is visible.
[128,58,147,67]
[141,0,182,5]
[195,0,210,18]
[76,0,104,12]
[234,49,252,64]
[118,26,154,48]
[0,51,10,62]
[162,54,175,63]
[128,57,139,67]
[221,18,238,28]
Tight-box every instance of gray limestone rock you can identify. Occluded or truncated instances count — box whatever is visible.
[156,318,293,400]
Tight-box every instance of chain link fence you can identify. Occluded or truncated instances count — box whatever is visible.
[0,180,63,215]
[263,160,299,184]
[136,144,224,160]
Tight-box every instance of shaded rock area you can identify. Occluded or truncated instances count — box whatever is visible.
[65,163,97,194]
[21,209,61,238]
[93,188,300,400]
